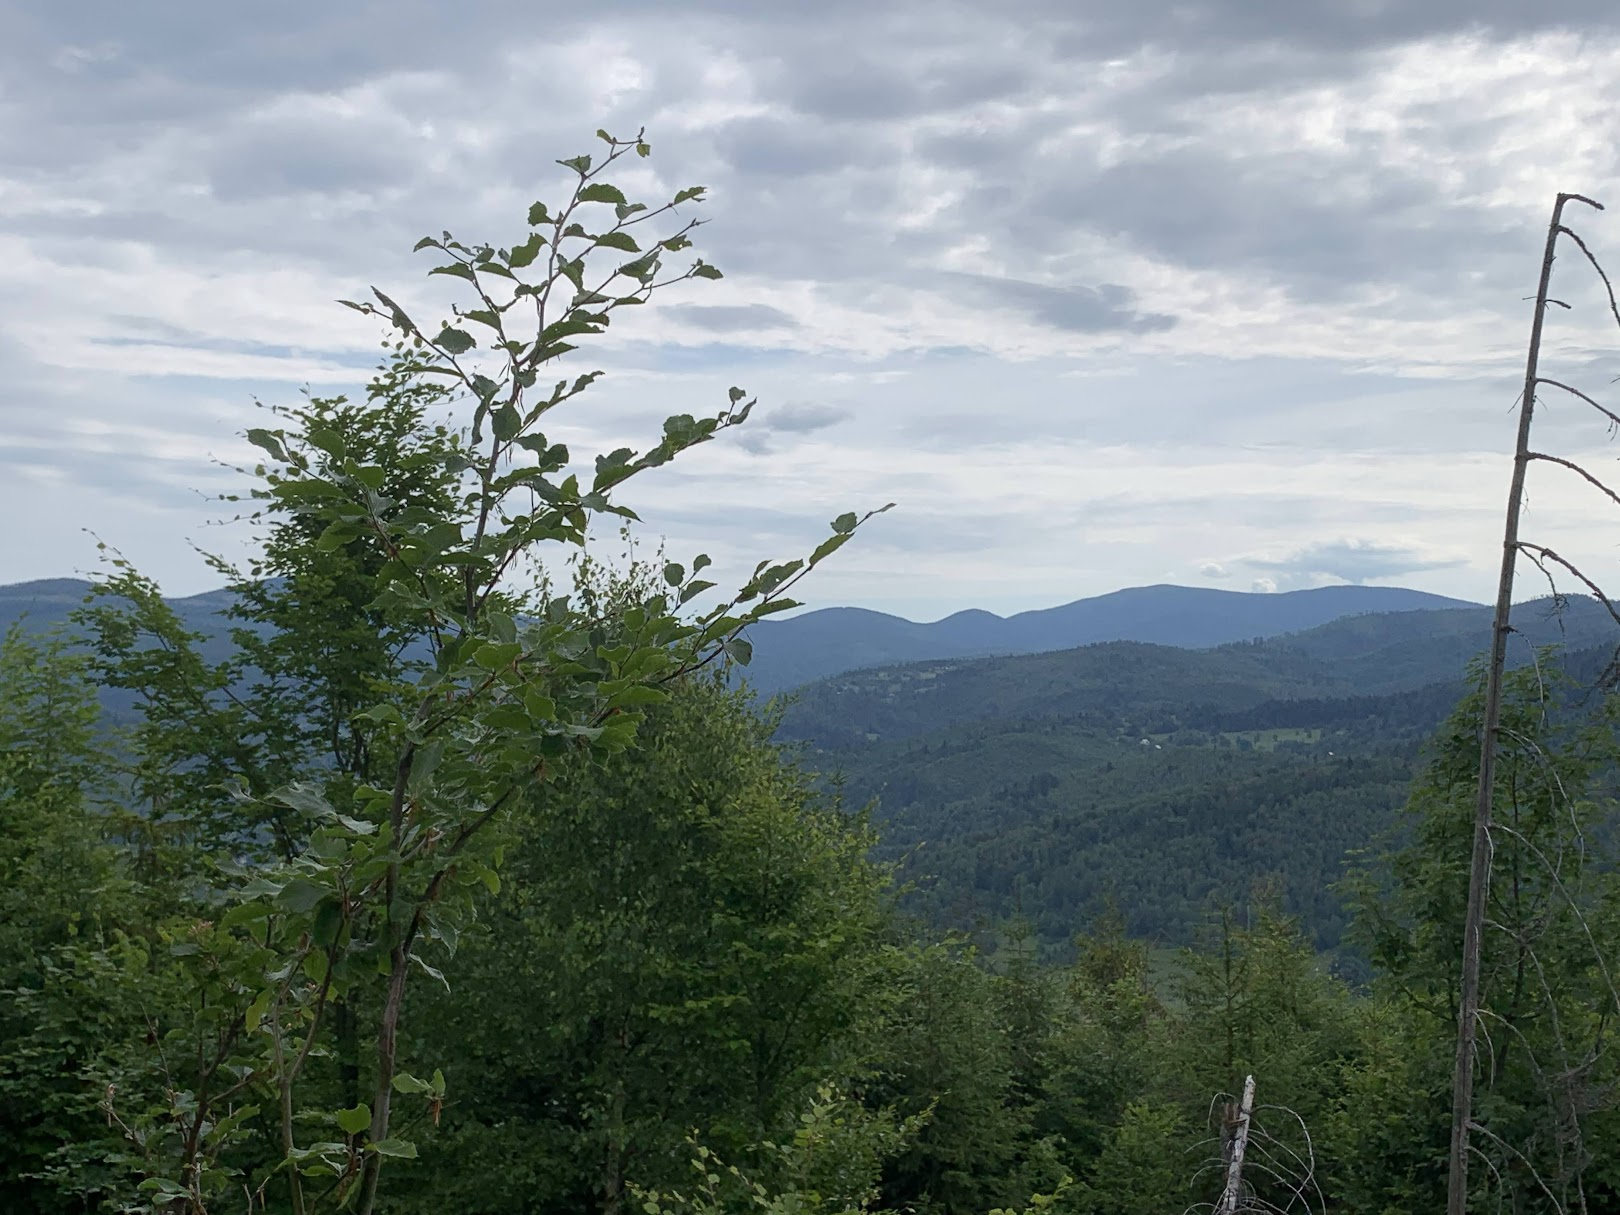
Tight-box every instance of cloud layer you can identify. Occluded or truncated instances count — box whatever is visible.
[6,2,1620,616]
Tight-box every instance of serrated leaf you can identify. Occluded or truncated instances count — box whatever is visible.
[435,327,476,355]
[487,610,517,645]
[245,428,287,461]
[221,900,273,929]
[578,182,627,204]
[245,988,273,1034]
[276,879,328,914]
[722,637,753,666]
[527,201,551,225]
[507,233,544,269]
[335,1104,372,1135]
[492,403,521,441]
[272,784,336,816]
[428,262,477,282]
[612,685,668,709]
[810,532,851,565]
[312,899,345,947]
[308,428,346,459]
[594,230,640,253]
[473,642,522,670]
[679,579,716,605]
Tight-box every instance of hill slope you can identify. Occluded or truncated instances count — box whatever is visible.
[741,583,1479,692]
[777,596,1618,954]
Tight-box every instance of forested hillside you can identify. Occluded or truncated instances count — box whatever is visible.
[775,598,1619,953]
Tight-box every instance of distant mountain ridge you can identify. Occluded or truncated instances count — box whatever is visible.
[740,583,1481,693]
[1,578,1481,697]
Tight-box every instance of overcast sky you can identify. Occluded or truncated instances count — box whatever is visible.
[7,1,1620,619]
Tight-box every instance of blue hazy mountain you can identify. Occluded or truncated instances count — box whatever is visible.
[738,583,1481,694]
[2,579,1479,699]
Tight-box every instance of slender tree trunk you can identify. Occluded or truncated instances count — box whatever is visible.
[1217,1075,1256,1215]
[1446,192,1573,1215]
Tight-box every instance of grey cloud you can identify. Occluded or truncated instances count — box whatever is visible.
[733,399,852,455]
[205,118,419,202]
[713,115,886,178]
[1247,538,1467,586]
[666,304,800,332]
[950,273,1177,334]
[1037,0,1620,57]
[763,401,851,432]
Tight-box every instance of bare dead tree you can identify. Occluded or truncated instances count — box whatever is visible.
[1448,191,1620,1215]
[1184,1078,1325,1215]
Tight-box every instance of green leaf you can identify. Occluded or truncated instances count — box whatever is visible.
[492,403,521,441]
[527,201,551,225]
[315,521,354,552]
[691,262,723,280]
[507,233,545,269]
[673,186,706,205]
[308,428,346,459]
[410,738,446,787]
[221,901,273,928]
[473,642,522,670]
[611,685,668,709]
[558,154,593,175]
[428,262,478,282]
[578,182,627,204]
[722,637,753,666]
[810,532,851,565]
[312,899,345,947]
[618,253,658,282]
[435,327,476,355]
[335,1104,372,1135]
[392,1073,434,1095]
[831,511,859,535]
[276,879,328,914]
[594,230,640,253]
[369,1138,418,1159]
[245,988,274,1034]
[662,562,685,587]
[246,428,287,461]
[354,703,406,727]
[487,610,517,645]
[272,784,337,816]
